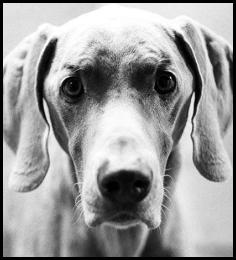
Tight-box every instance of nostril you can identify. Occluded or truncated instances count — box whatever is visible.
[102,179,120,194]
[132,178,151,201]
[133,179,149,193]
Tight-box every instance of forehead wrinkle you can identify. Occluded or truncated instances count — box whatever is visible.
[141,44,172,61]
[59,28,175,77]
[60,49,173,80]
[66,38,120,72]
[61,57,95,73]
[120,47,173,75]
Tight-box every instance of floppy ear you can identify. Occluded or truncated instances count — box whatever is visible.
[172,16,233,182]
[3,24,57,192]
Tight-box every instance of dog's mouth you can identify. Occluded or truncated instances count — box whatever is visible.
[83,191,163,229]
[110,213,136,222]
[108,212,137,222]
[83,201,157,228]
[104,212,141,228]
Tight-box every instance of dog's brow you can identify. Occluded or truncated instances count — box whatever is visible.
[62,61,94,73]
[139,47,172,65]
[134,56,172,73]
[63,63,77,71]
[156,58,172,69]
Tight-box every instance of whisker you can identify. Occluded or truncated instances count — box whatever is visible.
[165,167,175,172]
[72,200,81,216]
[161,207,167,220]
[162,174,174,182]
[158,225,162,236]
[74,208,84,225]
[163,187,172,197]
[75,194,82,203]
[75,181,84,184]
[163,192,172,203]
[72,203,83,225]
[75,200,82,208]
[161,203,170,212]
[72,182,83,197]
[72,192,83,221]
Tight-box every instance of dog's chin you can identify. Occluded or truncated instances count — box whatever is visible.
[104,220,141,229]
[104,213,141,229]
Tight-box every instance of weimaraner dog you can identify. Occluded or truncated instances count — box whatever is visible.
[3,5,233,257]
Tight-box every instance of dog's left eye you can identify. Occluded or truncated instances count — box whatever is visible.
[61,77,83,99]
[154,72,176,94]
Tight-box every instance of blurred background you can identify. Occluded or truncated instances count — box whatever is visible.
[3,3,233,257]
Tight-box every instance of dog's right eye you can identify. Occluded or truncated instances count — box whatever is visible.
[154,72,176,94]
[61,77,84,100]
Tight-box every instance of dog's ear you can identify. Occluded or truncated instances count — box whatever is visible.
[3,24,58,192]
[172,16,233,182]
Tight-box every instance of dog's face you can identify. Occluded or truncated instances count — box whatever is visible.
[43,17,193,228]
[4,5,232,230]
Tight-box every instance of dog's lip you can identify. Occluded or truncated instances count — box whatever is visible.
[84,203,145,226]
[107,212,137,223]
[99,211,141,228]
[83,200,161,228]
[84,201,141,219]
[104,212,141,228]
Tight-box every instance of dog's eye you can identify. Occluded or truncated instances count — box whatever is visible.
[61,77,83,99]
[155,72,176,94]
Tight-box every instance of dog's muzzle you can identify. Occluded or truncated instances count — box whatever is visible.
[97,137,153,205]
[81,101,161,228]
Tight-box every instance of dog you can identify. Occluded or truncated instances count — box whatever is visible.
[3,4,233,257]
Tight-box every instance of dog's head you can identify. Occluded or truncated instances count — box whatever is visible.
[3,5,232,229]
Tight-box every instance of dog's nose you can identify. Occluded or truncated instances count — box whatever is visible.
[98,169,152,204]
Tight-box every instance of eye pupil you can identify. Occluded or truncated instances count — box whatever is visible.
[155,72,176,94]
[61,77,83,99]
[68,80,78,92]
[159,75,171,87]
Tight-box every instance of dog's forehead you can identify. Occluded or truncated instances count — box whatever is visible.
[55,10,177,71]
